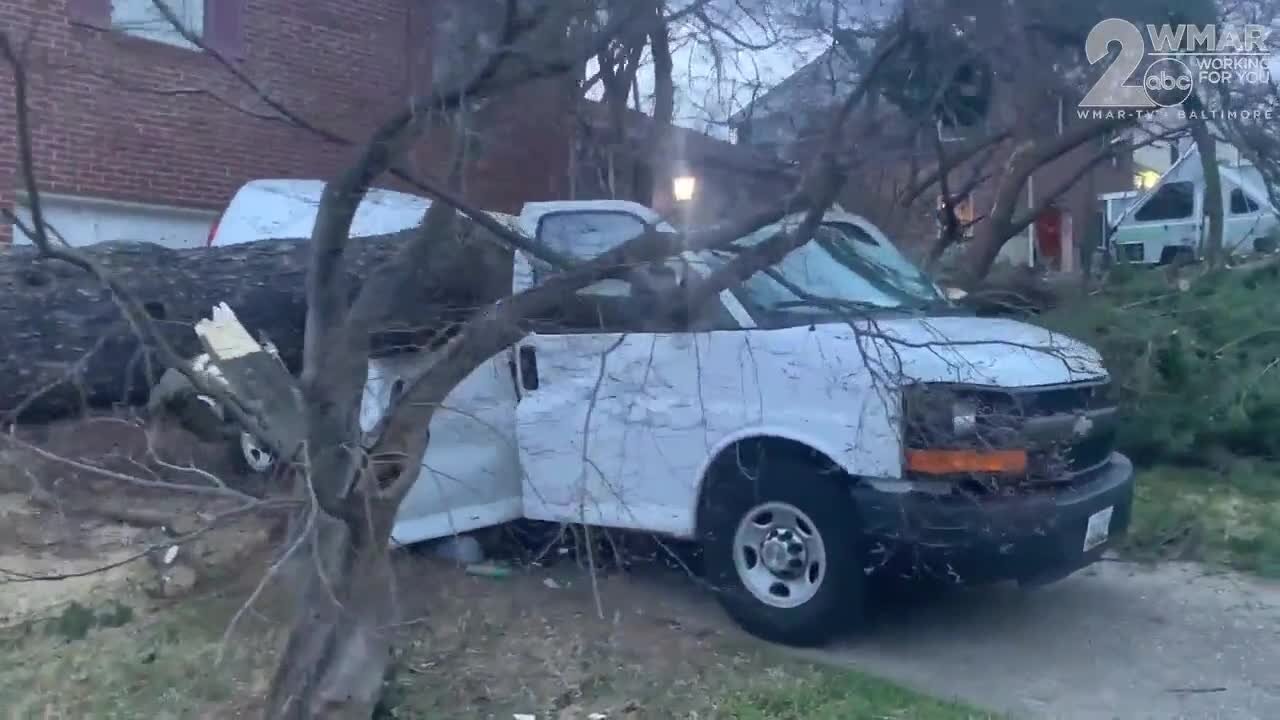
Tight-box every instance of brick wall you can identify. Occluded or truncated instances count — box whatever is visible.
[0,0,572,244]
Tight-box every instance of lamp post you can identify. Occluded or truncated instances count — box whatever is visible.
[1135,170,1161,190]
[672,174,697,203]
[671,174,697,230]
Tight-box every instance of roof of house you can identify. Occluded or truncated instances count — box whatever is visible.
[727,46,864,127]
[577,100,796,179]
[726,0,897,126]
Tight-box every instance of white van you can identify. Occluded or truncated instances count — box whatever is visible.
[209,179,464,246]
[1107,152,1278,265]
[209,180,1134,646]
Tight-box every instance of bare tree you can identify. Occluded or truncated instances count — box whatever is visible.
[0,2,910,716]
[15,1,1278,715]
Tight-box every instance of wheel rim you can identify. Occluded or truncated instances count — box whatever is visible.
[240,431,274,473]
[194,394,224,420]
[732,501,827,609]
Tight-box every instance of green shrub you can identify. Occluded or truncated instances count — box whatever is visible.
[1041,261,1280,467]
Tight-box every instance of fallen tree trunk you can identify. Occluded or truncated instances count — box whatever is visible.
[0,223,513,423]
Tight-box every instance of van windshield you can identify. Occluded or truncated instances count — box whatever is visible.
[708,221,950,322]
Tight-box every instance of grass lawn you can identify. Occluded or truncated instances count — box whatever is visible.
[0,559,994,719]
[1123,462,1280,578]
[714,667,994,720]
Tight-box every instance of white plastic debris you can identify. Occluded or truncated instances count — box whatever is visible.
[513,714,536,720]
[162,545,180,565]
[543,577,561,589]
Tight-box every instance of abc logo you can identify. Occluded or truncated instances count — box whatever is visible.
[1144,58,1194,107]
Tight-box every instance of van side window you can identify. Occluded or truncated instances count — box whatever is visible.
[533,212,648,283]
[529,211,738,334]
[1134,181,1194,222]
[1230,188,1260,215]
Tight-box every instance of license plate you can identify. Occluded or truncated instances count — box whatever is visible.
[1083,506,1114,552]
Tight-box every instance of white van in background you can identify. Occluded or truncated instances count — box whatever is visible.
[202,180,1134,646]
[1107,150,1278,265]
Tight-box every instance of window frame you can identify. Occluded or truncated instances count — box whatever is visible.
[109,0,206,50]
[526,210,740,335]
[1133,180,1197,223]
[1229,187,1261,216]
[69,0,244,58]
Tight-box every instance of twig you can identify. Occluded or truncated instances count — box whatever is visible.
[0,433,255,502]
[1215,329,1280,356]
[217,458,319,663]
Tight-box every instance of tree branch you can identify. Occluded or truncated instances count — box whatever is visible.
[959,114,1133,286]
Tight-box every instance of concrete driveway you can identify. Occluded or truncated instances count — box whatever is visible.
[800,561,1280,719]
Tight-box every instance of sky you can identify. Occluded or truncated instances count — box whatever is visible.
[594,2,1279,140]
[586,0,899,139]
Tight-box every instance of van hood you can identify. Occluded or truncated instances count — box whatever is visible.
[842,315,1106,388]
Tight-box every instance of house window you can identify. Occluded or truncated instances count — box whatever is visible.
[1134,181,1195,222]
[1230,188,1260,215]
[111,0,205,49]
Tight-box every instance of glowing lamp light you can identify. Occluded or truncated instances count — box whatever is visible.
[1135,170,1161,190]
[672,175,697,202]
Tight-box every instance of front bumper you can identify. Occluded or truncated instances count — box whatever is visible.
[853,453,1135,586]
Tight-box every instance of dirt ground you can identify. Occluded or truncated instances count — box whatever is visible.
[0,489,150,625]
[0,416,274,628]
[8,417,1277,719]
[0,537,982,719]
[0,418,981,719]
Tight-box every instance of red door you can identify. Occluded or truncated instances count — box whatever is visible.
[1036,208,1063,268]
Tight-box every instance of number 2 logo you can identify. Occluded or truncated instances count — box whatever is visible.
[1081,18,1157,108]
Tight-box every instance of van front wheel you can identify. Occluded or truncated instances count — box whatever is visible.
[699,456,865,646]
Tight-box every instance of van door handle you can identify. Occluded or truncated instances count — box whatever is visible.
[519,346,539,391]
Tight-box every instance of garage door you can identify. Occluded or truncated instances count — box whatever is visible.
[11,193,217,249]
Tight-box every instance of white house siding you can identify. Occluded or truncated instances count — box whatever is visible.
[11,193,216,249]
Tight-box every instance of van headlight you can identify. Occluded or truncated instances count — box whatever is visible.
[902,385,1027,476]
[902,385,981,444]
[951,397,978,435]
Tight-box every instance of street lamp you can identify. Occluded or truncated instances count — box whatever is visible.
[672,174,697,203]
[1135,170,1161,190]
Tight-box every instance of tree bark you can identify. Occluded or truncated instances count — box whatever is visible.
[264,511,398,720]
[0,225,513,423]
[1187,95,1224,267]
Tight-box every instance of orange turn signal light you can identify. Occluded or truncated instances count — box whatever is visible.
[905,449,1028,476]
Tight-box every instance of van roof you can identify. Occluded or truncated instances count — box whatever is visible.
[211,179,519,246]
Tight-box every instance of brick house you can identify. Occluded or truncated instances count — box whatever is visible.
[569,100,796,227]
[0,0,574,247]
[729,45,1135,271]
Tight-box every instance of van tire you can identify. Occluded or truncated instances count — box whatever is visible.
[1158,247,1196,266]
[698,454,865,647]
[231,430,276,475]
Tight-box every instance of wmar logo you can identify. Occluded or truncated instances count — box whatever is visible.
[1080,18,1271,110]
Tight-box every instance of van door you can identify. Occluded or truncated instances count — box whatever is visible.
[1113,179,1200,263]
[509,201,748,538]
[373,352,524,546]
[1223,182,1271,256]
